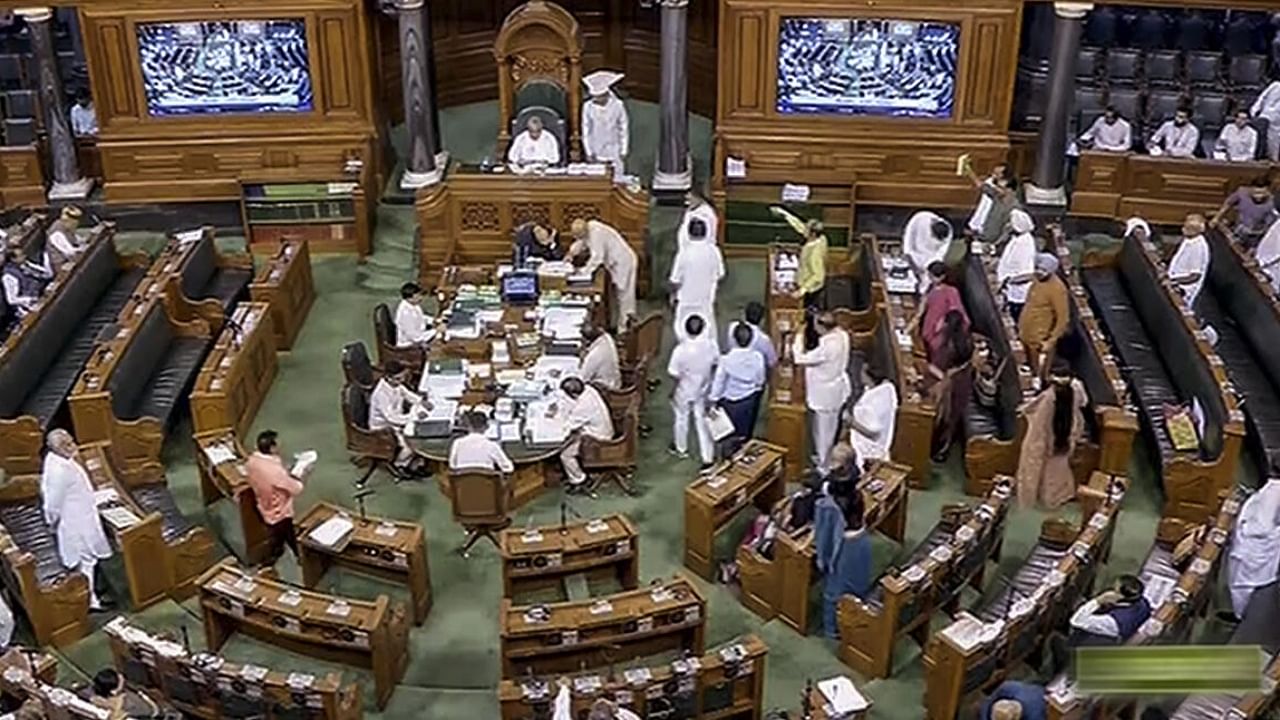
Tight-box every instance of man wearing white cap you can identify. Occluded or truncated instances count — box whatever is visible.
[581,70,629,172]
[997,209,1038,322]
[507,116,561,169]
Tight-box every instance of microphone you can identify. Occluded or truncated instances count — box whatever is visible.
[181,624,190,653]
[222,309,246,349]
[353,487,375,520]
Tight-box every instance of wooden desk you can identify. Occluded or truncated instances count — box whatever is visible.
[198,561,409,710]
[683,441,787,581]
[295,502,432,626]
[105,617,362,720]
[497,635,767,720]
[499,574,706,678]
[1072,151,1270,224]
[498,514,639,598]
[800,682,872,719]
[0,652,108,720]
[0,145,45,206]
[250,240,316,351]
[766,306,807,483]
[191,302,278,439]
[79,442,216,609]
[737,461,910,635]
[193,430,272,568]
[414,167,649,289]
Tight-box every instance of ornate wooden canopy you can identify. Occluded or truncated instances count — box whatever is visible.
[493,0,584,162]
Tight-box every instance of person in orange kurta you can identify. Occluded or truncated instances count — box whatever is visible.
[1018,253,1071,379]
[1015,362,1087,509]
[244,429,308,567]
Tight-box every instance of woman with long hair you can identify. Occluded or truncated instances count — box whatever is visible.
[926,309,974,461]
[1015,361,1087,508]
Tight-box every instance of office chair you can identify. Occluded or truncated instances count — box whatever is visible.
[580,410,640,497]
[371,303,425,375]
[341,382,401,486]
[341,340,379,390]
[446,469,512,557]
[621,310,664,391]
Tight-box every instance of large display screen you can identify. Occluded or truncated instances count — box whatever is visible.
[776,17,960,119]
[136,19,314,117]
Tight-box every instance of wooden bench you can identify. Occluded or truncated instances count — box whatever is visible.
[498,514,638,598]
[249,239,316,351]
[192,429,274,567]
[1080,235,1244,525]
[189,301,277,439]
[837,478,1012,679]
[105,616,363,720]
[683,440,786,581]
[152,227,253,332]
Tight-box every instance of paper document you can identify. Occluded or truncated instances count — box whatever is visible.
[203,442,237,466]
[529,417,567,445]
[726,157,747,178]
[100,506,140,530]
[93,488,119,507]
[175,229,204,245]
[291,450,318,477]
[308,515,354,548]
[818,676,869,714]
[781,183,811,203]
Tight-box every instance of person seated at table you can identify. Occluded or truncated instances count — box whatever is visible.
[369,360,426,475]
[395,282,432,348]
[448,410,513,474]
[579,322,621,391]
[513,221,565,263]
[70,92,98,138]
[86,668,162,719]
[1078,106,1133,153]
[1216,110,1260,162]
[2,247,50,322]
[847,351,898,470]
[1148,108,1201,159]
[1211,176,1278,247]
[980,680,1047,720]
[1068,574,1152,646]
[507,116,561,169]
[45,206,85,272]
[556,377,614,495]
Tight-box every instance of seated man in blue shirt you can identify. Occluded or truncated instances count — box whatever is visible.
[981,680,1046,720]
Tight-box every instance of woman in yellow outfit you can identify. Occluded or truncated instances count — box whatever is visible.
[771,205,829,349]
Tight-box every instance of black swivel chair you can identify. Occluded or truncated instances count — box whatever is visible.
[3,118,35,146]
[341,341,379,390]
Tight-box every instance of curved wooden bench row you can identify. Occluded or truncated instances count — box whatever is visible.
[105,616,363,720]
[0,475,90,647]
[923,472,1127,720]
[189,302,278,439]
[1046,486,1243,720]
[1168,650,1280,719]
[248,239,315,351]
[68,295,214,468]
[78,441,216,609]
[142,226,253,336]
[1080,236,1244,526]
[836,478,1012,679]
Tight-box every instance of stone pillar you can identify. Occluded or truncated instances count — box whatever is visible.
[654,0,691,192]
[1026,2,1092,206]
[19,6,91,200]
[396,0,446,189]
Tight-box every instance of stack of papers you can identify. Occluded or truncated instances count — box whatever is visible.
[291,450,318,477]
[203,442,238,465]
[100,506,140,530]
[308,515,354,548]
[817,676,870,715]
[528,416,567,445]
[537,261,574,277]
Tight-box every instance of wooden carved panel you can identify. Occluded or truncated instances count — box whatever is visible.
[460,202,502,232]
[733,13,766,114]
[963,20,1001,121]
[318,14,356,114]
[511,52,570,89]
[561,202,603,226]
[511,202,552,228]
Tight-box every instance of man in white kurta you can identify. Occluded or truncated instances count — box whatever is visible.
[678,195,719,251]
[507,116,561,168]
[44,207,84,272]
[1251,79,1280,161]
[579,324,621,391]
[1167,214,1211,307]
[667,315,719,466]
[791,313,852,471]
[558,378,614,490]
[1078,108,1133,152]
[368,361,423,467]
[395,282,432,347]
[902,211,953,293]
[669,218,725,343]
[41,429,112,610]
[848,357,899,470]
[1216,111,1259,162]
[1255,219,1280,291]
[581,70,629,172]
[448,411,514,473]
[1228,477,1280,617]
[997,210,1038,318]
[1148,110,1201,158]
[570,219,637,327]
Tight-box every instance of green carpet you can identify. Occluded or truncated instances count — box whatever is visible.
[38,102,1245,720]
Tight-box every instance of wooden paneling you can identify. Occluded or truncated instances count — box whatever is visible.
[1072,151,1269,224]
[0,146,45,206]
[715,0,1023,208]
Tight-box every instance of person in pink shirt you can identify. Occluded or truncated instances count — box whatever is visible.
[243,430,309,567]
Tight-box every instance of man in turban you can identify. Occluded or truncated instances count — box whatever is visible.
[1018,252,1071,378]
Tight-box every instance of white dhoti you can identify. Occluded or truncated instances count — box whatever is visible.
[1228,478,1280,617]
[812,408,842,470]
[560,437,585,485]
[610,264,637,327]
[672,398,714,464]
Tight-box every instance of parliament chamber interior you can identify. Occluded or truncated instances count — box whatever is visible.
[5,0,1280,718]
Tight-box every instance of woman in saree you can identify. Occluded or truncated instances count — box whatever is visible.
[1015,361,1087,509]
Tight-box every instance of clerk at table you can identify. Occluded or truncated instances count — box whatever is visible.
[448,411,514,473]
[579,323,621,391]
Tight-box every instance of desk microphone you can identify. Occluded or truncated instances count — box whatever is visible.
[180,624,190,653]
[222,310,247,349]
[353,487,376,520]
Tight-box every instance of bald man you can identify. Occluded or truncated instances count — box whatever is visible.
[41,429,112,610]
[980,680,1045,720]
[1167,213,1210,307]
[570,218,637,327]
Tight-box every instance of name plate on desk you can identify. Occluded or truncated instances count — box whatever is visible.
[325,600,351,617]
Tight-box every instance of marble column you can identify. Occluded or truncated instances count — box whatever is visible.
[396,0,446,189]
[654,0,691,192]
[1027,2,1092,206]
[19,6,91,200]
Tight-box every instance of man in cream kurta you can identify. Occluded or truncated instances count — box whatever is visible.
[395,282,432,347]
[997,210,1038,320]
[557,378,614,491]
[579,324,621,391]
[791,313,852,471]
[668,315,719,467]
[669,218,725,343]
[41,429,112,610]
[570,219,637,327]
[1167,214,1211,307]
[507,116,561,168]
[848,355,899,469]
[678,194,719,251]
[369,360,424,468]
[903,211,953,293]
[581,70,629,172]
[1228,477,1280,618]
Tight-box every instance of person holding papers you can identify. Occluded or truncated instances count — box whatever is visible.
[569,218,637,328]
[1077,106,1133,153]
[902,211,954,294]
[41,429,113,611]
[580,70,630,172]
[791,312,852,471]
[710,323,766,454]
[369,360,426,476]
[244,430,311,568]
[448,411,513,473]
[1167,213,1211,306]
[669,218,724,343]
[395,282,432,348]
[1148,108,1201,158]
[557,378,614,495]
[668,315,719,469]
[579,323,621,391]
[507,116,561,168]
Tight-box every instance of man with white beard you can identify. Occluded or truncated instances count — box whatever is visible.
[41,429,113,610]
